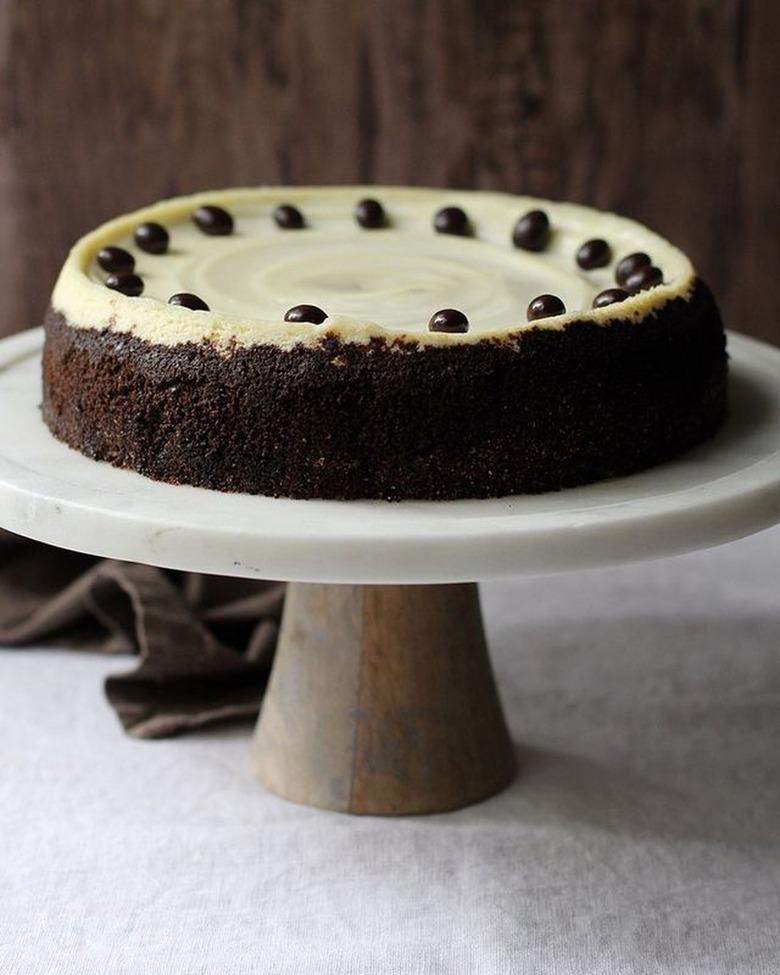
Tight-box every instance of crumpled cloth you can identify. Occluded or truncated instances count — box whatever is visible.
[0,531,284,738]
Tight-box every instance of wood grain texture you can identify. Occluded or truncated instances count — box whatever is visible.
[253,583,516,814]
[0,0,777,342]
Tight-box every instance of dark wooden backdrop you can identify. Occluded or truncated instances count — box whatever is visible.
[0,0,777,342]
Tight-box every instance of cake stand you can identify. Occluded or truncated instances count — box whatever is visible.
[1,328,779,815]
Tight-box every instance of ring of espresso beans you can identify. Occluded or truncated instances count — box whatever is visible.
[101,200,665,326]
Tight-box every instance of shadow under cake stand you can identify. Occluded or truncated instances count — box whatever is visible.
[1,329,779,815]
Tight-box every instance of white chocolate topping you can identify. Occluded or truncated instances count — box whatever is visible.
[51,186,695,350]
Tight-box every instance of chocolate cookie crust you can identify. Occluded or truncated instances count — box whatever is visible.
[42,279,727,501]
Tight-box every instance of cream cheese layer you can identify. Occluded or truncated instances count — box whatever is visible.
[51,186,695,350]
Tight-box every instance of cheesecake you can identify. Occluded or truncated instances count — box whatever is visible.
[42,186,728,500]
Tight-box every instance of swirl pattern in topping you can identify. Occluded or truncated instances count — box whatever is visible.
[52,186,694,350]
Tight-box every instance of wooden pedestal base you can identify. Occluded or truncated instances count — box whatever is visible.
[252,582,517,815]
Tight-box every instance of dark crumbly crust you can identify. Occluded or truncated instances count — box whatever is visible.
[42,280,728,500]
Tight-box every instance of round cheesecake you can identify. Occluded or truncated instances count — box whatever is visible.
[42,186,728,500]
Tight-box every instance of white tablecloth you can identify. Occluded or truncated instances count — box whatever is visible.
[1,527,779,975]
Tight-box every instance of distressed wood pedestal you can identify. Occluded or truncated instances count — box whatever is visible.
[252,582,517,815]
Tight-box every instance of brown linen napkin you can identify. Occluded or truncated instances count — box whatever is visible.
[0,531,284,738]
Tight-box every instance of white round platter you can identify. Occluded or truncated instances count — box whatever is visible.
[0,328,777,584]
